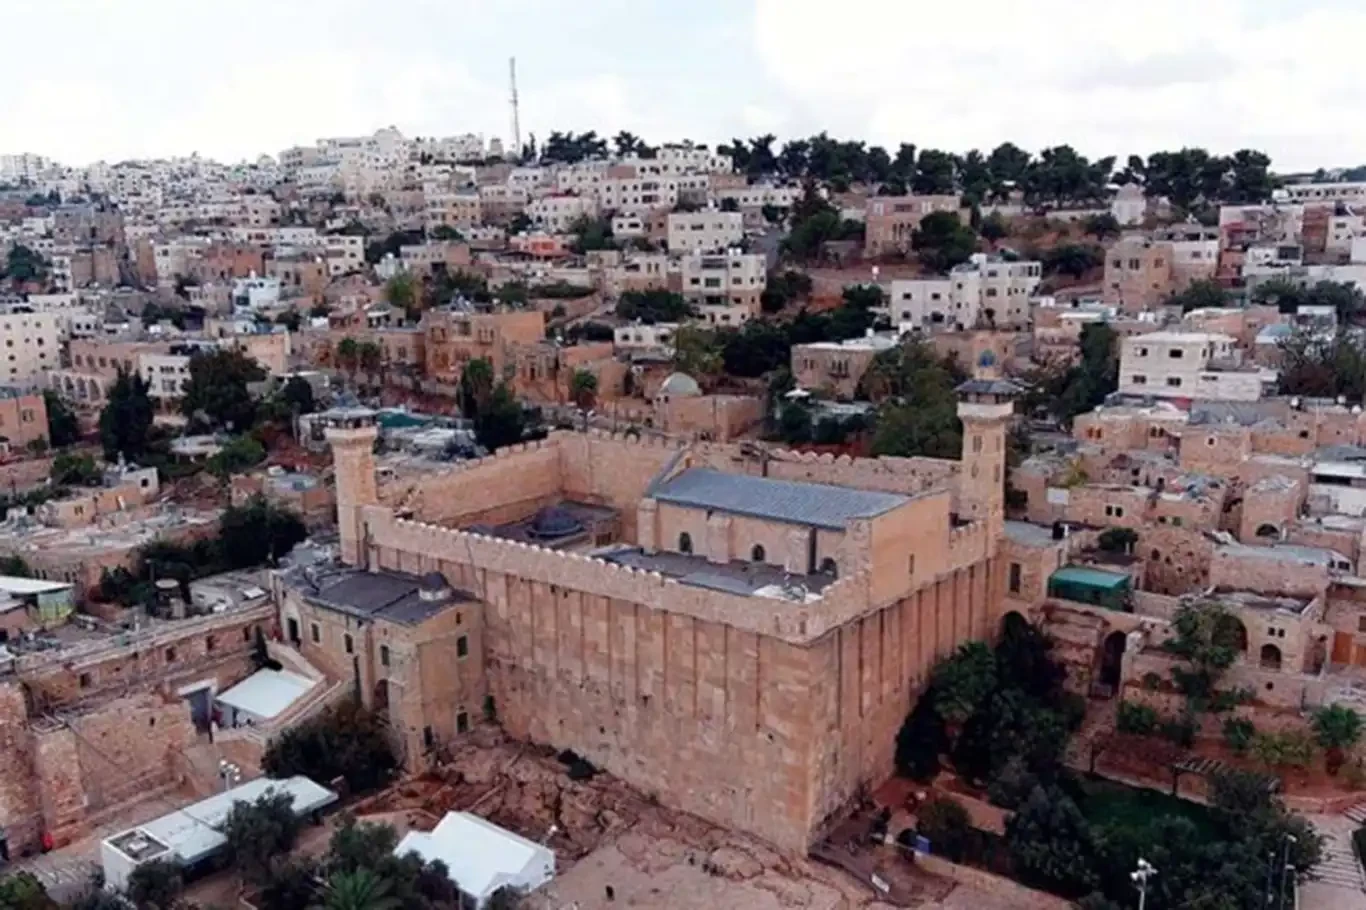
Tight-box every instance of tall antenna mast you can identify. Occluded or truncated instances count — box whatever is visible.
[509,57,521,160]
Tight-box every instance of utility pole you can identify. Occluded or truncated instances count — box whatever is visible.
[509,57,521,160]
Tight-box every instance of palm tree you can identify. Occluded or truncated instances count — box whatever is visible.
[311,869,401,910]
[569,368,598,410]
[459,357,495,418]
[1313,704,1363,775]
[335,337,359,375]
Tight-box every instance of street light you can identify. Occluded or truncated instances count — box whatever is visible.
[218,759,242,792]
[1131,858,1157,910]
[1278,834,1297,910]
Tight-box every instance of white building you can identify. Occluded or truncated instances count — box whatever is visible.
[396,812,554,909]
[231,275,282,309]
[1118,331,1274,402]
[597,177,678,214]
[888,254,1041,330]
[1276,182,1366,205]
[667,211,743,253]
[101,776,337,890]
[679,251,766,316]
[614,322,677,357]
[526,194,597,233]
[0,310,62,382]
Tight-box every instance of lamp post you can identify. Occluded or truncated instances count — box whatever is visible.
[1278,834,1297,910]
[218,759,242,792]
[1132,858,1157,910]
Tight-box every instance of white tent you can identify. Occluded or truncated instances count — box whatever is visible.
[396,812,554,908]
[215,668,316,727]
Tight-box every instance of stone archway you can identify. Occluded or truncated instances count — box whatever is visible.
[1255,523,1281,540]
[1001,611,1029,640]
[1260,644,1282,671]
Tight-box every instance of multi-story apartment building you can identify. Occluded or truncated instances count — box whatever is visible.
[420,308,546,381]
[596,177,678,213]
[526,194,597,233]
[1117,331,1274,402]
[1104,234,1177,314]
[1278,182,1366,205]
[666,211,743,253]
[889,254,1041,330]
[864,194,964,259]
[0,387,49,452]
[709,183,799,211]
[678,251,765,318]
[0,309,62,383]
[399,241,473,277]
[424,192,483,231]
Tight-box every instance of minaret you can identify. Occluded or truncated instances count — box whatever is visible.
[955,350,1019,554]
[324,408,379,566]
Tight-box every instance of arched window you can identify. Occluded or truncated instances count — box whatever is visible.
[1260,643,1282,671]
[1255,523,1281,540]
[750,544,766,563]
[678,532,692,554]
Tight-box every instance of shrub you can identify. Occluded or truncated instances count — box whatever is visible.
[987,756,1038,811]
[1161,715,1198,749]
[1141,672,1163,691]
[916,797,972,862]
[1222,717,1256,755]
[1116,701,1159,735]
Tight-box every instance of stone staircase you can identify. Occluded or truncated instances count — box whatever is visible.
[1313,805,1366,892]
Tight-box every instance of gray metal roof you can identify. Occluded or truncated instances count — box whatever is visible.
[307,570,473,626]
[650,468,909,530]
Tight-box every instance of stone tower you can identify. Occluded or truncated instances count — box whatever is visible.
[324,408,379,566]
[955,349,1019,555]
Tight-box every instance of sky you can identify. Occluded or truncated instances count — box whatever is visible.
[3,0,1364,172]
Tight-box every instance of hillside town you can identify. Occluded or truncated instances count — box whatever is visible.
[2,123,1366,910]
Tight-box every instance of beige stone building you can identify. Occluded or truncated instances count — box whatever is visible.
[791,334,899,400]
[666,211,743,254]
[312,371,1011,851]
[864,195,964,259]
[420,308,546,382]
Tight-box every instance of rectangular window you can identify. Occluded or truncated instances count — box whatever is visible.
[344,634,353,655]
[1166,377,1182,387]
[457,635,469,658]
[456,711,470,734]
[310,623,320,643]
[380,645,390,667]
[1168,349,1184,359]
[1008,563,1022,594]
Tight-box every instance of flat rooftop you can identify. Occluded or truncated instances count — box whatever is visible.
[598,546,835,601]
[1200,588,1314,616]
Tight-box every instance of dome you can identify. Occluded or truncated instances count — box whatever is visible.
[529,506,585,540]
[658,372,701,398]
[417,571,450,600]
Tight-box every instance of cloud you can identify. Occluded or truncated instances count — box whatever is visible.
[752,0,1366,170]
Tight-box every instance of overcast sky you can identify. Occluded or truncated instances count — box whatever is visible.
[4,0,1363,172]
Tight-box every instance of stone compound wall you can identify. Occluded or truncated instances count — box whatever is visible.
[365,507,1001,852]
[0,686,197,854]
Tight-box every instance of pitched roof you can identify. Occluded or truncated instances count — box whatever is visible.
[650,468,909,530]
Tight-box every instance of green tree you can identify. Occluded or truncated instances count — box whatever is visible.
[207,434,266,478]
[281,376,317,415]
[125,858,184,910]
[458,357,496,419]
[218,496,307,568]
[928,642,998,726]
[474,384,528,452]
[311,869,401,910]
[1005,785,1099,897]
[671,326,723,385]
[864,343,965,459]
[256,856,324,910]
[1167,600,1243,706]
[384,273,419,320]
[357,341,383,377]
[1081,213,1121,240]
[263,700,398,793]
[336,338,360,373]
[911,211,977,273]
[223,789,303,884]
[99,370,154,463]
[430,225,464,242]
[1167,278,1229,313]
[0,554,32,577]
[1040,243,1104,280]
[181,348,267,431]
[567,214,616,253]
[43,390,79,447]
[569,369,598,410]
[915,797,973,862]
[615,289,693,324]
[3,245,49,284]
[274,310,302,332]
[1313,704,1363,774]
[51,452,102,486]
[979,212,1010,243]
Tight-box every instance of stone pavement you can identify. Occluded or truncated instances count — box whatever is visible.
[7,844,100,904]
